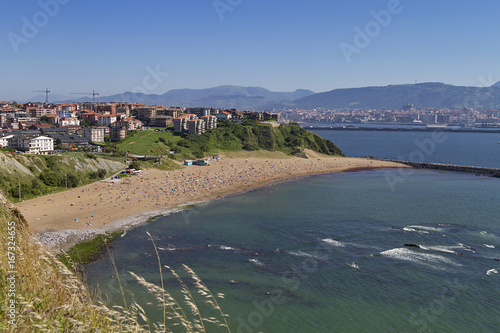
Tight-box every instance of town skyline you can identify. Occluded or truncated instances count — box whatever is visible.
[2,1,500,101]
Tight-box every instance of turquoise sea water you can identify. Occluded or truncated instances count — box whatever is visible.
[84,169,500,332]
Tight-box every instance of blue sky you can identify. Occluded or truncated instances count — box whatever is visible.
[1,0,500,101]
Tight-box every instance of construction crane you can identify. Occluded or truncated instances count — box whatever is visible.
[71,90,100,110]
[33,88,50,104]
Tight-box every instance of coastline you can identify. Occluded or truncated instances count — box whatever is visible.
[15,153,409,252]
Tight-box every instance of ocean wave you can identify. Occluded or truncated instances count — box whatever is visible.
[380,248,461,269]
[249,259,264,266]
[484,244,496,249]
[458,243,476,253]
[347,262,360,270]
[322,239,345,247]
[220,245,235,251]
[287,250,328,261]
[403,227,430,234]
[407,225,444,232]
[419,245,459,254]
[487,269,498,276]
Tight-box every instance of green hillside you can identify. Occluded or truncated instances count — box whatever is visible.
[0,152,125,203]
[119,122,344,158]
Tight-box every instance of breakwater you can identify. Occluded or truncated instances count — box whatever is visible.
[305,126,500,134]
[378,159,500,177]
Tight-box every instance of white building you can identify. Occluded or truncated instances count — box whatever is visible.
[216,111,232,120]
[0,134,14,148]
[8,135,54,154]
[97,114,117,127]
[59,117,80,126]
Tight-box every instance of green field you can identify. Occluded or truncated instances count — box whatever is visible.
[117,130,182,155]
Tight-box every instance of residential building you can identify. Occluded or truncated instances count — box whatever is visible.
[7,134,54,154]
[201,115,217,130]
[157,108,181,118]
[186,107,216,118]
[60,125,81,133]
[97,114,117,127]
[96,104,117,115]
[216,111,232,120]
[150,116,173,127]
[110,123,127,140]
[116,117,142,131]
[26,107,56,118]
[136,107,157,121]
[60,117,81,126]
[82,127,105,143]
[0,134,13,148]
[81,111,99,125]
[28,123,53,131]
[188,119,205,135]
[50,134,88,148]
[173,114,197,133]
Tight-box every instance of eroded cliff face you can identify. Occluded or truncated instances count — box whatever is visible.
[0,152,125,179]
[0,190,29,230]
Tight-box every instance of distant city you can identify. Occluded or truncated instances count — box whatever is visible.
[2,94,500,155]
[279,104,500,127]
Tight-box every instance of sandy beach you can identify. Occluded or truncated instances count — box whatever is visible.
[15,153,408,251]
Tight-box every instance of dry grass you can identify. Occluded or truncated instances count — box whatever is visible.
[0,192,231,332]
[0,193,142,332]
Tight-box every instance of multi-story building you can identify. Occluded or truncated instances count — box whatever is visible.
[201,115,217,130]
[56,109,71,119]
[82,127,105,143]
[110,123,127,140]
[0,134,13,148]
[173,114,197,133]
[60,117,81,126]
[96,104,117,115]
[188,119,205,135]
[6,134,54,154]
[97,114,117,127]
[157,108,181,118]
[136,107,157,122]
[216,111,232,120]
[186,107,216,118]
[26,107,56,118]
[115,117,142,131]
[150,116,173,127]
[81,111,99,125]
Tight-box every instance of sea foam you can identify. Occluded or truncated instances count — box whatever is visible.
[380,248,461,269]
[322,239,346,247]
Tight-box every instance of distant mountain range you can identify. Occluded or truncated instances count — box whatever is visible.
[52,86,315,110]
[294,82,500,110]
[23,82,500,110]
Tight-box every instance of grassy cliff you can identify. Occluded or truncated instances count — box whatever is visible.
[0,192,133,332]
[169,122,344,159]
[0,152,126,202]
[0,192,231,332]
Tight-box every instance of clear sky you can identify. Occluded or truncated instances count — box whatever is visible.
[1,0,500,101]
